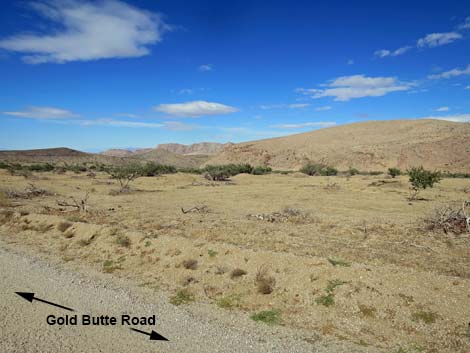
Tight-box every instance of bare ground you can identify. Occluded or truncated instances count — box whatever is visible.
[1,170,470,352]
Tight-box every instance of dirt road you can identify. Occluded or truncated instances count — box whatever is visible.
[0,240,375,353]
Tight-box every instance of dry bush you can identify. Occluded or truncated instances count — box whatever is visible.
[115,234,131,247]
[230,268,247,279]
[255,265,276,294]
[57,191,90,213]
[423,202,470,235]
[182,259,198,270]
[57,221,72,232]
[6,184,50,199]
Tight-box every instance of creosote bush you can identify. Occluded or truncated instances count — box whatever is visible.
[300,163,338,176]
[388,167,401,178]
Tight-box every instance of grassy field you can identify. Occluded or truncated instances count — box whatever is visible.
[1,169,469,352]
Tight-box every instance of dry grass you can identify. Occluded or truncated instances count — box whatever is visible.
[230,268,247,279]
[1,171,470,352]
[255,265,275,294]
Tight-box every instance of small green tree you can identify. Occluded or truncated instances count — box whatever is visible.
[106,164,144,192]
[388,167,401,178]
[348,167,359,176]
[408,166,441,200]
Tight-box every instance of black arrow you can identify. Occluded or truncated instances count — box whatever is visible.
[130,328,169,341]
[15,292,74,312]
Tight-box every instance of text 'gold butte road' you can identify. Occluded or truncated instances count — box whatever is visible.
[46,314,156,326]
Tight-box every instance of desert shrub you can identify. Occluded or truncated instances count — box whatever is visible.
[203,165,232,181]
[203,164,254,181]
[182,259,198,270]
[0,161,9,169]
[411,310,438,324]
[65,164,87,174]
[230,268,247,279]
[348,167,360,176]
[250,310,281,325]
[115,234,131,247]
[216,294,241,309]
[251,166,272,175]
[408,166,441,199]
[207,249,218,257]
[105,164,144,191]
[255,265,275,294]
[300,163,337,176]
[440,172,470,178]
[142,162,176,176]
[26,163,55,172]
[178,167,203,174]
[316,293,335,307]
[423,202,470,234]
[170,289,194,306]
[57,221,72,232]
[388,167,401,178]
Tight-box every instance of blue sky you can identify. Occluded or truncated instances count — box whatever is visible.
[0,0,469,152]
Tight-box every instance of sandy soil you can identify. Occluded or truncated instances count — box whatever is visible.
[0,239,372,353]
[1,170,470,352]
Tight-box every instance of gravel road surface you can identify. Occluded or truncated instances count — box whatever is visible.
[0,240,376,353]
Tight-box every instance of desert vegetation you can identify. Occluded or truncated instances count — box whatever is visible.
[0,162,469,353]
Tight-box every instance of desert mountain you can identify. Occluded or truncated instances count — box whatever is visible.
[207,119,470,172]
[155,142,231,155]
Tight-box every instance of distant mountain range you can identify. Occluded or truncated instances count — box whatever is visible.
[2,120,469,172]
[101,142,232,157]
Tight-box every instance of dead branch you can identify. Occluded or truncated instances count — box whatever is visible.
[181,205,209,214]
[56,191,90,213]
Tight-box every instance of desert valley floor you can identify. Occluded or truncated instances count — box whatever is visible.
[1,170,469,352]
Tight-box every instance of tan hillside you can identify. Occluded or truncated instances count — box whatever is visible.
[0,148,127,165]
[101,148,152,157]
[132,148,210,168]
[207,119,470,172]
[0,147,207,169]
[156,142,232,155]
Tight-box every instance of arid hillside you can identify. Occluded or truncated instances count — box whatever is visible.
[156,142,232,155]
[207,119,470,172]
[0,147,208,169]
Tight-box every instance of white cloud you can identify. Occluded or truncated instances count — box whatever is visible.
[435,106,449,112]
[458,17,470,30]
[417,32,462,48]
[270,121,337,129]
[0,0,169,64]
[178,88,194,95]
[315,106,332,111]
[82,119,164,128]
[297,75,412,101]
[115,113,141,118]
[347,59,354,65]
[2,106,78,119]
[422,114,470,123]
[260,103,309,110]
[154,100,237,117]
[374,46,412,58]
[198,64,213,72]
[163,121,198,131]
[428,64,470,79]
[465,86,470,90]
